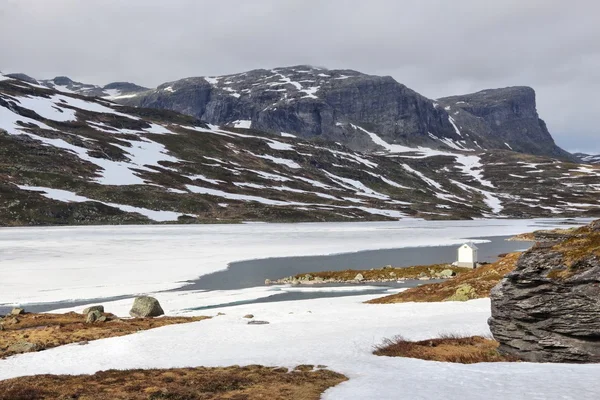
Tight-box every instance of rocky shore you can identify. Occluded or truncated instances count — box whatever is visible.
[266,264,471,286]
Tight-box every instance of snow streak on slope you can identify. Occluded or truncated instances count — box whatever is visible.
[17,185,184,221]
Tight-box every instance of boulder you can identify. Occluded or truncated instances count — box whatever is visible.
[8,341,40,354]
[10,308,25,315]
[243,314,254,319]
[85,310,103,324]
[438,269,456,278]
[82,305,104,315]
[488,229,600,363]
[444,284,476,301]
[354,273,364,282]
[129,296,164,318]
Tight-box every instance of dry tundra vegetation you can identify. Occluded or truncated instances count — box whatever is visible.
[0,312,210,359]
[276,264,471,283]
[366,252,521,304]
[373,334,519,364]
[0,365,347,400]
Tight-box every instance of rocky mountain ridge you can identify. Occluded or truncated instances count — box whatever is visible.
[574,152,600,164]
[6,66,572,160]
[1,72,599,225]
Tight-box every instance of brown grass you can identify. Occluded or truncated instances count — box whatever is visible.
[366,252,521,304]
[291,264,470,282]
[509,227,578,242]
[0,312,209,359]
[373,334,519,363]
[551,230,600,268]
[0,365,347,400]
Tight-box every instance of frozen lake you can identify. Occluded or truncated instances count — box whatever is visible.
[0,218,586,309]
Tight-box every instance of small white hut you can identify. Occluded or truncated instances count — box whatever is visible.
[457,242,478,268]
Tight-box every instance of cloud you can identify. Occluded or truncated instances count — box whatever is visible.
[1,0,598,152]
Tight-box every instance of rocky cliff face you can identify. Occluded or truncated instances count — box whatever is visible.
[437,87,573,160]
[489,221,600,363]
[121,66,459,152]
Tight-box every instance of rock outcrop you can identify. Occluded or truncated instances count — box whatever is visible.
[129,296,164,318]
[489,221,600,363]
[437,87,574,160]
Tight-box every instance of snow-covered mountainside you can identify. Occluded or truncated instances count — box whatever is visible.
[574,152,600,164]
[1,73,599,225]
[4,73,148,100]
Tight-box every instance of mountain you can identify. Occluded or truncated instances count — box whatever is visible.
[574,153,600,164]
[1,72,599,226]
[4,73,148,100]
[437,87,572,160]
[104,65,571,160]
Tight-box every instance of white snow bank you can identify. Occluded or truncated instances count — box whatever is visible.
[16,185,184,222]
[1,296,598,400]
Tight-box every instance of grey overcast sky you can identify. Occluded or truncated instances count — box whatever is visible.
[1,0,598,153]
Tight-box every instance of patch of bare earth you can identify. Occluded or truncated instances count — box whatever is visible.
[374,335,519,363]
[0,312,209,359]
[366,252,521,304]
[0,365,347,400]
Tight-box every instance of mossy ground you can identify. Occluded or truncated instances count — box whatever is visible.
[285,264,470,282]
[374,335,519,363]
[367,252,520,304]
[0,312,209,359]
[0,365,347,400]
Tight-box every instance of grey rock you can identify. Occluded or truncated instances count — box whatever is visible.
[489,237,600,363]
[129,296,165,318]
[10,308,25,315]
[248,320,270,325]
[438,269,456,278]
[82,305,104,315]
[8,341,40,354]
[437,87,574,161]
[85,310,103,323]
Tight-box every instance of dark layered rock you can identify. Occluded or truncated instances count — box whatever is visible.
[489,221,600,363]
[437,87,574,160]
[118,66,573,159]
[119,66,460,152]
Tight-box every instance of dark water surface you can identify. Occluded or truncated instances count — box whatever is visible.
[176,235,531,291]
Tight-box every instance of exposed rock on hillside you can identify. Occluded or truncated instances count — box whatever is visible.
[119,66,459,152]
[437,87,573,160]
[489,220,600,363]
[113,66,571,158]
